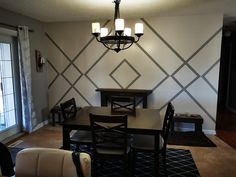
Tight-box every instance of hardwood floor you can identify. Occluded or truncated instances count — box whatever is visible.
[7,124,236,177]
[216,109,236,149]
[217,130,236,149]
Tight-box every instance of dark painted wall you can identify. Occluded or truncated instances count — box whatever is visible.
[0,7,48,128]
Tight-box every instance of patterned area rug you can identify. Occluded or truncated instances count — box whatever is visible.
[9,147,200,177]
[94,148,200,177]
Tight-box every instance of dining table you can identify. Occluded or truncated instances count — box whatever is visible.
[61,106,162,174]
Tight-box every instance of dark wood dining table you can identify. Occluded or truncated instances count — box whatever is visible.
[61,106,162,174]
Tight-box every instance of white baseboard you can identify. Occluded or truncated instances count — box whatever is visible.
[32,119,49,132]
[203,129,216,135]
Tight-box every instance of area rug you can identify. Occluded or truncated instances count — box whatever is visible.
[9,147,200,177]
[95,148,200,177]
[167,131,216,147]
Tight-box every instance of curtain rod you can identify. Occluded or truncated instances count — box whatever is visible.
[0,22,34,32]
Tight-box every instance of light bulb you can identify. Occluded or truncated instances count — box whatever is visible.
[92,22,101,33]
[135,23,143,34]
[124,28,131,36]
[115,19,124,31]
[100,28,108,37]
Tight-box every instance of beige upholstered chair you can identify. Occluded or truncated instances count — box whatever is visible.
[15,148,91,177]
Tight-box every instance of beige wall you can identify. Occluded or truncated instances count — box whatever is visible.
[45,14,223,133]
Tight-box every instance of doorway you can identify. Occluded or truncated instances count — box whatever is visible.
[216,26,236,149]
[0,34,22,142]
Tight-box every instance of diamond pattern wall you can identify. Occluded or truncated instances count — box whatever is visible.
[45,14,223,132]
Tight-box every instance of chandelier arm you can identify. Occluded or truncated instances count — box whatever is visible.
[134,34,144,43]
[100,39,134,52]
[94,36,101,42]
[134,37,140,43]
[102,42,116,51]
[120,42,134,50]
[117,38,121,51]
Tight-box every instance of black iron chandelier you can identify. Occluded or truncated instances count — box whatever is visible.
[91,0,144,53]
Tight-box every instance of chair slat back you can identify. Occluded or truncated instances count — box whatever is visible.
[60,98,77,119]
[111,96,136,115]
[89,113,128,155]
[162,102,175,148]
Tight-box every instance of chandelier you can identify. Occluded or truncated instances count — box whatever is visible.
[91,0,144,53]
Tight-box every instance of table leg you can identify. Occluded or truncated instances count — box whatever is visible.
[143,96,148,108]
[170,120,175,134]
[58,112,61,123]
[100,93,108,106]
[195,123,202,134]
[52,112,55,126]
[62,126,71,150]
[154,134,160,177]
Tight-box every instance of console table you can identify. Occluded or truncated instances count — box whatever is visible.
[96,88,153,108]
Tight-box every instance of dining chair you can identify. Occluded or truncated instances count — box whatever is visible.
[0,142,15,177]
[89,113,129,176]
[111,95,136,115]
[130,102,175,177]
[15,148,91,177]
[60,98,92,151]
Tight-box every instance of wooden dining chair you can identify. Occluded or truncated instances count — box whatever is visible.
[130,102,175,177]
[0,142,15,177]
[111,95,136,115]
[89,113,129,176]
[60,98,92,151]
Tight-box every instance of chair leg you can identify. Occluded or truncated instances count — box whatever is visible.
[131,149,136,177]
[123,157,128,177]
[154,152,159,177]
[162,152,168,177]
[128,150,132,171]
[92,158,97,177]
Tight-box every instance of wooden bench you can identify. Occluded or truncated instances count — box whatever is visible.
[171,113,203,134]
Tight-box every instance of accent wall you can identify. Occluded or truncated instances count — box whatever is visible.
[45,14,223,133]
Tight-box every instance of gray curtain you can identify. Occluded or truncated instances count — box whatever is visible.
[18,26,35,133]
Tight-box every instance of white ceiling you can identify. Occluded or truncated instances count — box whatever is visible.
[0,0,236,23]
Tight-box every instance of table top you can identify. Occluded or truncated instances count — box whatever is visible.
[62,106,162,135]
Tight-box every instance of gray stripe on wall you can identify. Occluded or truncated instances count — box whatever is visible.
[85,49,110,89]
[202,59,220,94]
[45,32,71,61]
[47,60,59,88]
[73,20,110,63]
[141,18,221,122]
[109,59,141,89]
[136,43,169,91]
